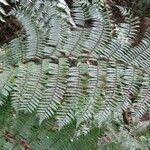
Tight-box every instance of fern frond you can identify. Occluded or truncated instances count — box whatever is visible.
[131,121,150,136]
[44,17,70,57]
[11,62,45,112]
[15,9,46,60]
[75,62,103,125]
[0,100,100,150]
[83,4,112,56]
[58,1,91,57]
[37,58,69,123]
[0,1,150,149]
[99,10,140,59]
[133,74,150,119]
[128,31,150,74]
[56,66,82,128]
[1,37,26,66]
[0,67,16,104]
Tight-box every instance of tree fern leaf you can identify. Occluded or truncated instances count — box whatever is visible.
[62,128,100,150]
[92,62,121,125]
[44,17,70,57]
[1,37,26,66]
[74,63,91,125]
[75,62,103,125]
[15,9,46,60]
[133,74,150,118]
[131,120,150,136]
[37,58,69,123]
[99,10,140,60]
[83,4,112,56]
[129,31,150,74]
[0,67,15,105]
[117,67,138,111]
[58,0,91,57]
[11,62,45,112]
[56,66,81,128]
[0,2,150,148]
[71,0,89,27]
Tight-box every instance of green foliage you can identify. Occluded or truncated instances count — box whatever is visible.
[0,99,102,149]
[137,0,150,17]
[0,0,149,149]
